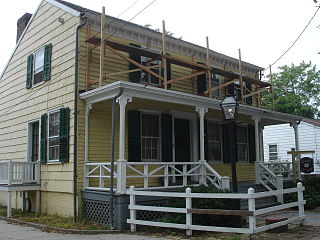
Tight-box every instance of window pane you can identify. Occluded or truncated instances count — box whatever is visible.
[49,112,60,137]
[207,121,222,161]
[140,56,161,85]
[34,48,44,73]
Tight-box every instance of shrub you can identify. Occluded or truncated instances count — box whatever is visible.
[157,185,236,227]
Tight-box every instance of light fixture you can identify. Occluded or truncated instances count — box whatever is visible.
[220,96,239,120]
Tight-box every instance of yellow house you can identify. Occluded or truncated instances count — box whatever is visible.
[0,0,302,230]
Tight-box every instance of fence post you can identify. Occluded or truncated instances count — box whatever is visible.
[99,164,104,188]
[276,175,283,203]
[255,161,261,184]
[248,187,256,236]
[221,176,230,190]
[129,186,136,232]
[186,187,192,236]
[297,182,305,226]
[7,161,12,185]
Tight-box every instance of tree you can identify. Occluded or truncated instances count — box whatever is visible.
[262,61,320,119]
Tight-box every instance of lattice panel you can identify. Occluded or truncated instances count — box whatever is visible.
[137,202,166,221]
[83,200,113,225]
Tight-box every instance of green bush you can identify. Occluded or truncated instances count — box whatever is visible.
[157,185,237,227]
[285,176,320,209]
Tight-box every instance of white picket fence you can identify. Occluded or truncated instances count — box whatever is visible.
[84,161,230,193]
[127,182,305,236]
[0,160,40,185]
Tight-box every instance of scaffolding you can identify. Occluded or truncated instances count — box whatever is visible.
[84,7,273,107]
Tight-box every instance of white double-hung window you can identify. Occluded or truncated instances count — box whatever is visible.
[141,113,160,161]
[48,111,60,161]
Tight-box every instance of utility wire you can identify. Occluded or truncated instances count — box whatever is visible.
[265,6,320,72]
[0,0,156,117]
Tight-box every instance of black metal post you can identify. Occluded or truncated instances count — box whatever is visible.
[228,121,238,193]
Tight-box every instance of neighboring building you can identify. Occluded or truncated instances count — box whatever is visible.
[263,119,320,174]
[0,0,302,229]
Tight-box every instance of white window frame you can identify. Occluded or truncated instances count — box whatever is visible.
[32,46,45,87]
[268,144,279,161]
[47,109,60,163]
[140,112,161,162]
[206,119,223,162]
[140,56,162,86]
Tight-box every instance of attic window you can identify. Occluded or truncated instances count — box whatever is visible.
[34,48,45,85]
[26,43,52,89]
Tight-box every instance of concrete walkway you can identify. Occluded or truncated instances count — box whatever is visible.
[0,220,172,240]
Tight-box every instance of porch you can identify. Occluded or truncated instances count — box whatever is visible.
[0,161,40,217]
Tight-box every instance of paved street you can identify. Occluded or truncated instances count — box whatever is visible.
[0,220,172,240]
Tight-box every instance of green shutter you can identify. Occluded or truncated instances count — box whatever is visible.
[129,43,141,83]
[43,43,52,81]
[128,110,141,161]
[161,114,172,162]
[228,81,235,97]
[246,82,253,105]
[222,123,230,163]
[166,62,172,89]
[40,113,47,164]
[248,125,256,163]
[59,107,69,163]
[26,54,33,89]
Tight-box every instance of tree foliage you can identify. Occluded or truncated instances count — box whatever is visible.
[262,61,320,119]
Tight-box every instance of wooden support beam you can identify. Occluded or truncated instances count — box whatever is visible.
[162,20,168,89]
[204,78,238,95]
[89,65,161,86]
[206,37,212,98]
[99,6,106,87]
[105,44,164,81]
[167,70,206,84]
[242,87,270,99]
[238,49,244,104]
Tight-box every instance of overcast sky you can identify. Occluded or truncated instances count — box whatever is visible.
[1,0,319,79]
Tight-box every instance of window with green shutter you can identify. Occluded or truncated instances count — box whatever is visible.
[40,107,69,164]
[26,43,52,89]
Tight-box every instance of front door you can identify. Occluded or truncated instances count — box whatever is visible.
[174,118,191,162]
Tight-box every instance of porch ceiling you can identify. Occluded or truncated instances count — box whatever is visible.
[79,81,303,126]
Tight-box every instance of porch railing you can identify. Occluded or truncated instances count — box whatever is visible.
[84,161,230,193]
[0,161,40,185]
[263,161,298,180]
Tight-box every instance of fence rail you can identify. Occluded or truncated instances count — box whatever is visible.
[127,182,305,236]
[84,161,230,192]
[0,161,40,185]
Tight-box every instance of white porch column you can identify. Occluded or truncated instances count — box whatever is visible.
[83,104,92,189]
[292,121,301,179]
[195,106,208,162]
[116,95,132,194]
[252,116,261,162]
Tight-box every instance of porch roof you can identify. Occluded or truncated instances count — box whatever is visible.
[79,81,303,126]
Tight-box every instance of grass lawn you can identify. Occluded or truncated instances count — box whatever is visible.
[0,206,109,230]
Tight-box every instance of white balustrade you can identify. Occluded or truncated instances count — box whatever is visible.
[84,161,230,191]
